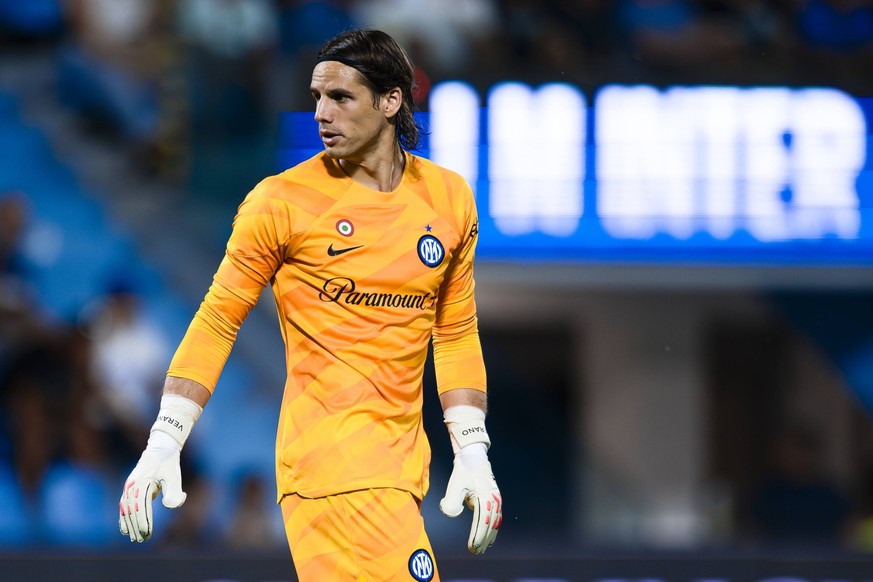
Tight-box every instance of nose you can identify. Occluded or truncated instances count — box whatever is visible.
[314,99,331,123]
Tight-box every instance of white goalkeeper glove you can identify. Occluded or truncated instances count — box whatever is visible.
[119,394,202,543]
[439,405,502,555]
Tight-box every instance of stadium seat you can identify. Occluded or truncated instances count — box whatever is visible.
[37,461,119,546]
[0,462,34,546]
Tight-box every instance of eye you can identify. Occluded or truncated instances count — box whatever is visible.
[326,90,354,103]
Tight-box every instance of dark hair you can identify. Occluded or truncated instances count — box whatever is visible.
[318,29,422,151]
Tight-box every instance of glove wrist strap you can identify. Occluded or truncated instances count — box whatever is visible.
[444,404,491,453]
[149,394,202,449]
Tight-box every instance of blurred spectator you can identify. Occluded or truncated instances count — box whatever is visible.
[0,192,40,338]
[793,0,873,92]
[270,0,358,112]
[616,0,747,84]
[224,471,285,550]
[37,389,119,546]
[0,319,100,503]
[552,0,622,57]
[352,0,499,78]
[0,461,33,545]
[851,463,873,553]
[158,461,218,549]
[0,191,27,270]
[1,345,62,497]
[57,0,189,177]
[176,0,278,137]
[0,192,57,464]
[487,0,626,88]
[0,0,64,45]
[546,0,623,85]
[57,1,163,145]
[175,0,280,202]
[487,0,585,86]
[276,0,357,55]
[796,0,873,52]
[725,0,797,84]
[745,423,857,549]
[78,272,171,460]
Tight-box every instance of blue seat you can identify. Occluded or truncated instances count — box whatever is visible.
[37,462,118,546]
[0,462,34,546]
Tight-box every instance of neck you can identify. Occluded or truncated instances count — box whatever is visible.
[339,147,405,192]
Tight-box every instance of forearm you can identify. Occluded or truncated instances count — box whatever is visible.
[163,375,212,408]
[439,387,487,414]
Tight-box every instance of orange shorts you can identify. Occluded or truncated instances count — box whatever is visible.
[281,488,440,582]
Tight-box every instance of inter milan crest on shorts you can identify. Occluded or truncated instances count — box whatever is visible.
[408,548,434,581]
[417,235,444,268]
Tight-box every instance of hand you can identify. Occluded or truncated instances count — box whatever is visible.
[119,393,202,542]
[439,450,503,554]
[118,431,186,543]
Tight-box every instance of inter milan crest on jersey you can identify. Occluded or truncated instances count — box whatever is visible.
[417,235,444,268]
[408,549,434,581]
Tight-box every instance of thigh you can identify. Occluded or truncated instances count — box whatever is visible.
[281,489,439,582]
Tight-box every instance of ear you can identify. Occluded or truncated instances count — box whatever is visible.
[381,87,403,119]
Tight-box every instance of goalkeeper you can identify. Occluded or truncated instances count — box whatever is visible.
[118,28,501,582]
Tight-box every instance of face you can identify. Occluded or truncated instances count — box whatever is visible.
[310,61,400,162]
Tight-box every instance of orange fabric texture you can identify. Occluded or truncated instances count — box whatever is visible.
[281,489,439,582]
[167,151,486,500]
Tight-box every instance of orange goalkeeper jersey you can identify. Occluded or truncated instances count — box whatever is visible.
[167,151,486,501]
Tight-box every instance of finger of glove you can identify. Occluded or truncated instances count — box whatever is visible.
[439,493,465,518]
[123,512,138,543]
[467,494,488,554]
[439,470,467,518]
[484,490,503,549]
[156,452,187,509]
[484,524,498,550]
[119,499,137,543]
[119,499,129,536]
[120,479,140,542]
[120,510,135,542]
[482,507,499,550]
[130,480,155,542]
[469,462,501,552]
[469,490,501,554]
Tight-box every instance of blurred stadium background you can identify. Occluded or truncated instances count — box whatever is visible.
[2,1,873,581]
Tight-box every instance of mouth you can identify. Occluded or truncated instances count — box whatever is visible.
[320,130,341,147]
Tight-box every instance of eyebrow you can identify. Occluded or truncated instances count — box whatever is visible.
[328,87,355,99]
[311,86,356,99]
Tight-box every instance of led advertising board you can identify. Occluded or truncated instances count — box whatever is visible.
[277,82,873,266]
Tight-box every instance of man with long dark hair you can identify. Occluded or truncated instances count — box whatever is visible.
[118,29,502,581]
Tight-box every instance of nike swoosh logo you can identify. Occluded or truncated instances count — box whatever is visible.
[327,243,363,256]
